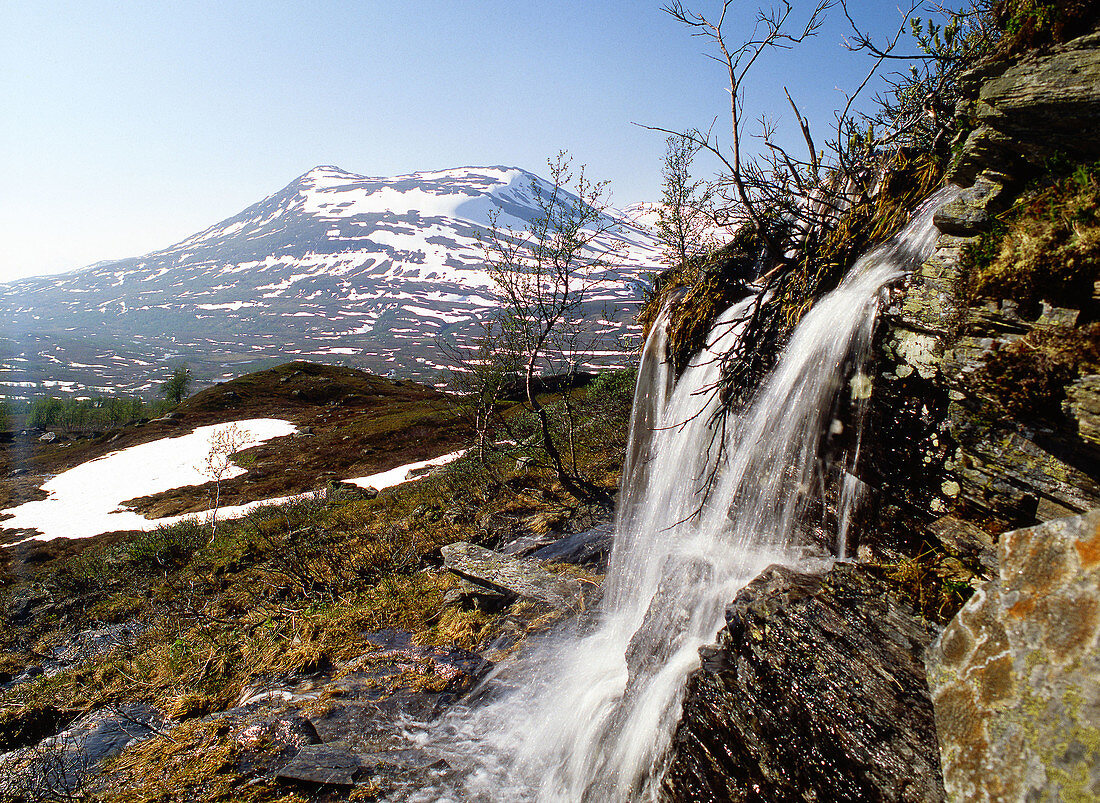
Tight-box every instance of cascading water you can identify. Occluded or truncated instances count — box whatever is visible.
[403,186,957,802]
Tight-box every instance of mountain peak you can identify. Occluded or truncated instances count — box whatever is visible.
[292,165,363,189]
[0,162,664,399]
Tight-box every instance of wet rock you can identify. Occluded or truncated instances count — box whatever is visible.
[47,621,143,668]
[532,521,615,569]
[926,509,1100,802]
[932,173,1006,236]
[276,743,361,786]
[441,541,584,609]
[0,704,166,798]
[661,563,944,802]
[497,532,557,557]
[236,634,491,758]
[626,556,714,693]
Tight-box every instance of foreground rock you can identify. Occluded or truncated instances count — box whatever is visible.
[661,563,944,802]
[441,541,585,609]
[0,704,165,799]
[926,509,1100,802]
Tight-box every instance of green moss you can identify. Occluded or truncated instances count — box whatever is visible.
[662,226,762,374]
[965,162,1100,308]
[992,0,1100,57]
[971,324,1100,421]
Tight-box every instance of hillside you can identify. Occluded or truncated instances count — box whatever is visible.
[0,362,470,548]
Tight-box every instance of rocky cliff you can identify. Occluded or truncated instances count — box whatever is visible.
[662,19,1100,802]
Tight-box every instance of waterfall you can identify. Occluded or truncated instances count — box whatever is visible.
[405,187,956,802]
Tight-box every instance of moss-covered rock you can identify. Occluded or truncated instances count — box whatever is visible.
[927,509,1100,801]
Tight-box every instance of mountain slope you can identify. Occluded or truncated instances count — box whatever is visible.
[0,165,662,397]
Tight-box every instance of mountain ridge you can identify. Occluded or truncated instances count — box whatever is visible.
[0,164,663,398]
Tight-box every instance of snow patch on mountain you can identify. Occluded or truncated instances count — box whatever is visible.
[0,164,664,397]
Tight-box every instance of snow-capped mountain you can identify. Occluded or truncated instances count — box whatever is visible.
[0,165,663,397]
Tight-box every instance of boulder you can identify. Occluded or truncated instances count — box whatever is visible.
[661,563,944,802]
[531,521,615,568]
[926,509,1100,802]
[440,542,584,609]
[324,479,375,502]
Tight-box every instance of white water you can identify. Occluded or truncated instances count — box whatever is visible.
[406,187,956,801]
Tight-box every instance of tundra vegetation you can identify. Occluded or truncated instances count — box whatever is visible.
[0,363,635,802]
[3,0,1100,799]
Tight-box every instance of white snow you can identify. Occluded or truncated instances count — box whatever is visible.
[0,423,471,544]
[196,301,263,311]
[2,419,297,542]
[345,450,465,492]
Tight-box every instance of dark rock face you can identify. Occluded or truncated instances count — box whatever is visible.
[952,31,1100,184]
[660,563,944,802]
[859,28,1100,536]
[926,509,1100,802]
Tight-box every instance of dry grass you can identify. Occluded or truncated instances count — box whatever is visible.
[966,162,1100,307]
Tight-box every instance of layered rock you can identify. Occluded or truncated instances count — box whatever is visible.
[952,30,1100,184]
[660,563,944,802]
[857,27,1100,535]
[926,509,1100,801]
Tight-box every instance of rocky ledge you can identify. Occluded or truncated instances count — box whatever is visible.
[660,562,944,802]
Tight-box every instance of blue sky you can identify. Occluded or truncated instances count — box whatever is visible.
[2,1,938,281]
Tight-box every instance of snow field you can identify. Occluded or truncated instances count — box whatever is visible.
[1,422,466,543]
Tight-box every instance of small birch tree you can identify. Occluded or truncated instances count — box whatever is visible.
[656,133,716,270]
[481,152,624,502]
[201,423,250,541]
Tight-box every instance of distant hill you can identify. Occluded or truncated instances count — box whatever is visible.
[0,165,662,399]
[0,361,471,543]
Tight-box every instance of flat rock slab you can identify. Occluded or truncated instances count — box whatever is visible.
[441,541,583,609]
[276,743,362,786]
[927,509,1100,802]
